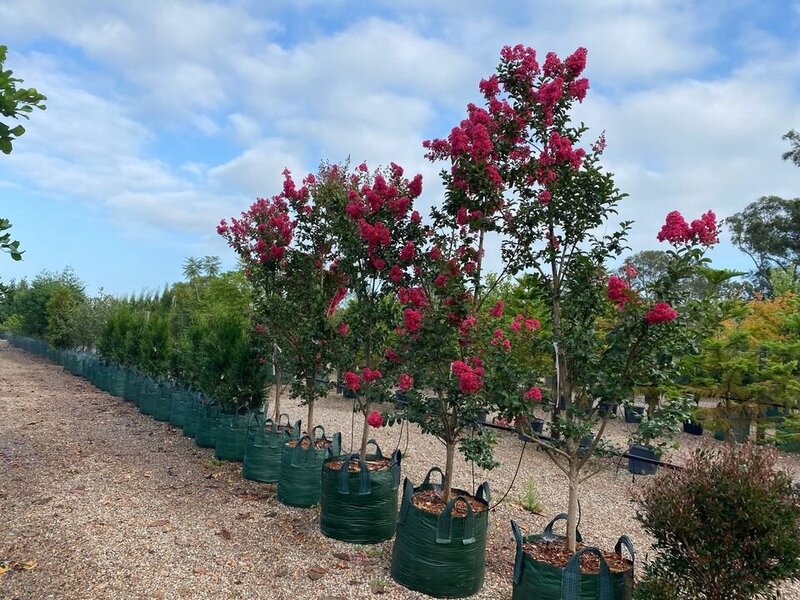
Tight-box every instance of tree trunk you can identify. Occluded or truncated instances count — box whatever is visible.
[443,440,456,504]
[273,362,282,421]
[566,462,580,553]
[359,407,370,460]
[306,387,315,439]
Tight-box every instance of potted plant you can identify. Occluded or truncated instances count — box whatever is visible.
[218,169,343,506]
[426,43,718,597]
[628,395,692,475]
[314,161,425,544]
[683,405,706,436]
[387,101,547,596]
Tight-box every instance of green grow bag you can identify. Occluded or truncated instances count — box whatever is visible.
[243,414,301,483]
[110,367,127,398]
[215,406,251,462]
[390,467,490,598]
[319,441,401,544]
[182,392,201,438]
[195,402,220,448]
[510,515,634,600]
[138,379,157,416]
[277,426,342,508]
[169,387,191,428]
[152,382,173,422]
[122,369,140,403]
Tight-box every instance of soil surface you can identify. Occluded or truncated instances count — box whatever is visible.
[411,488,488,516]
[1,341,799,599]
[325,457,393,473]
[523,539,632,574]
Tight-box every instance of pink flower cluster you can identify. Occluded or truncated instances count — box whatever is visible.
[524,386,543,401]
[344,371,361,392]
[403,308,422,332]
[367,410,384,428]
[607,275,632,308]
[451,358,485,394]
[645,302,678,324]
[511,314,541,332]
[398,372,414,392]
[657,210,718,246]
[397,287,428,308]
[218,196,295,268]
[489,300,504,318]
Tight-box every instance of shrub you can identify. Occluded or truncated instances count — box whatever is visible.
[519,479,542,514]
[635,444,800,600]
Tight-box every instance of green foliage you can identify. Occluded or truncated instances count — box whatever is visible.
[6,268,85,338]
[727,196,800,296]
[630,393,693,452]
[0,44,47,155]
[783,129,800,167]
[45,285,82,348]
[636,444,800,600]
[0,218,23,261]
[519,479,542,514]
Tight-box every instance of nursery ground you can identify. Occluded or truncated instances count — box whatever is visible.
[1,340,799,600]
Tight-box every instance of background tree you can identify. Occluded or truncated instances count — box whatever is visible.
[783,129,800,167]
[727,196,800,296]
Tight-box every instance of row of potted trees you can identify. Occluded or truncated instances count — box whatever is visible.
[213,43,721,599]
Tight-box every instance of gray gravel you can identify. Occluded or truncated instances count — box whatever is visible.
[1,340,798,599]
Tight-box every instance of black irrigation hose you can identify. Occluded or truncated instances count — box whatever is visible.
[489,440,527,510]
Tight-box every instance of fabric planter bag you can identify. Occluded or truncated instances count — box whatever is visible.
[277,426,342,508]
[195,402,220,448]
[151,382,173,422]
[122,369,140,403]
[510,515,634,600]
[111,367,128,398]
[243,414,301,483]
[138,379,157,416]
[169,387,190,428]
[182,392,202,438]
[390,467,490,598]
[319,440,401,544]
[215,406,251,462]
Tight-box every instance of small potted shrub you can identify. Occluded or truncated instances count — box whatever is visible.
[683,405,706,436]
[635,444,800,599]
[628,397,692,475]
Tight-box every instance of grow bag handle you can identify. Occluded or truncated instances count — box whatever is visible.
[397,477,414,525]
[563,547,612,600]
[365,439,383,459]
[259,418,282,449]
[544,512,583,543]
[436,495,475,545]
[390,448,402,490]
[290,435,316,467]
[290,419,302,438]
[421,466,445,490]
[511,520,525,585]
[615,535,635,565]
[338,453,371,495]
[476,481,491,505]
[277,413,291,428]
[311,425,326,441]
[327,431,342,458]
[235,405,250,417]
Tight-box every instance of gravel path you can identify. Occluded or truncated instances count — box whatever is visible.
[1,340,799,599]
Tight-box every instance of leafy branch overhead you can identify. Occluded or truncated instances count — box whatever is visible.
[0,45,47,155]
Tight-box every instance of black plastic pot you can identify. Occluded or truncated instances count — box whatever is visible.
[510,516,634,600]
[390,468,490,598]
[598,401,618,417]
[627,444,658,475]
[682,420,703,436]
[624,405,644,424]
[476,410,488,424]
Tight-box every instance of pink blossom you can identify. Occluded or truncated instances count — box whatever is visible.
[398,373,414,392]
[404,309,422,332]
[367,410,384,428]
[398,287,428,307]
[645,302,678,324]
[408,174,423,198]
[525,319,541,332]
[255,324,266,334]
[338,323,350,336]
[657,211,692,244]
[399,241,416,262]
[389,265,404,283]
[385,347,400,363]
[451,360,483,394]
[623,263,638,279]
[689,210,718,246]
[607,275,632,308]
[429,246,442,260]
[344,371,361,392]
[362,368,383,382]
[411,210,422,224]
[433,273,448,287]
[489,300,504,318]
[524,386,543,401]
[564,47,588,78]
[371,257,386,270]
[539,190,552,204]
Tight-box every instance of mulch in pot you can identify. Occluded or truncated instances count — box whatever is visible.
[523,538,632,574]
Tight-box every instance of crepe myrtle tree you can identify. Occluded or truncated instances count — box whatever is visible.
[426,43,718,551]
[219,168,344,431]
[315,161,427,460]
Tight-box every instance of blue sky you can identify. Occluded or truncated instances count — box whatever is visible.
[1,0,799,295]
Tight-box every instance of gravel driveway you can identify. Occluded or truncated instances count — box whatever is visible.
[1,340,798,599]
